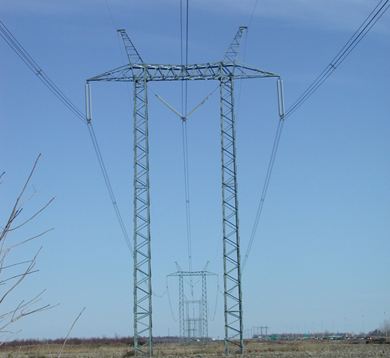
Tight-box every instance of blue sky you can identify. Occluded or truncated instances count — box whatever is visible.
[1,0,389,339]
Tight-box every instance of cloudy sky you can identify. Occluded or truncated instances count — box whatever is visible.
[1,0,389,340]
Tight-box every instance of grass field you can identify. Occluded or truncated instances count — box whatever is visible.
[1,339,389,357]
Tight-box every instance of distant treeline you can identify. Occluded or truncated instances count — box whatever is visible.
[1,336,184,348]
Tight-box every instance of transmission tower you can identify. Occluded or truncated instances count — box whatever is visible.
[86,27,283,356]
[167,262,216,342]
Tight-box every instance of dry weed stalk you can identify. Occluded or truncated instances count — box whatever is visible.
[57,307,86,358]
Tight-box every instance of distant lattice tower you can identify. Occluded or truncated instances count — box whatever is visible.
[168,262,216,343]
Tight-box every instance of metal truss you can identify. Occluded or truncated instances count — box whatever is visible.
[132,78,152,356]
[87,27,281,356]
[178,269,185,338]
[185,300,202,339]
[220,75,243,354]
[87,61,277,82]
[168,266,216,342]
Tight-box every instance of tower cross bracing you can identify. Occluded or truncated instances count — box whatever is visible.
[86,27,282,356]
[168,264,216,343]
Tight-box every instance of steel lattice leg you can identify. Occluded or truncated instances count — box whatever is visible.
[220,77,244,355]
[178,273,185,340]
[202,272,208,341]
[133,79,153,356]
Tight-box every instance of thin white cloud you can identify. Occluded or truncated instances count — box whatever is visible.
[2,0,129,17]
[188,0,389,34]
[262,0,389,32]
[3,0,389,35]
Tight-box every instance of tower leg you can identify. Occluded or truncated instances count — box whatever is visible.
[133,79,152,356]
[201,272,208,341]
[178,273,185,340]
[220,77,244,355]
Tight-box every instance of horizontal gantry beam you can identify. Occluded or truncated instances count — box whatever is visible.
[168,270,217,277]
[87,61,279,82]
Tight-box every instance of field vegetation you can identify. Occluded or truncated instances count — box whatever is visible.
[1,337,389,358]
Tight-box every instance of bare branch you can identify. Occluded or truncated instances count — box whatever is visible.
[0,228,54,254]
[0,269,39,284]
[0,302,58,333]
[17,154,42,208]
[0,288,59,332]
[0,153,41,244]
[11,300,25,322]
[0,248,42,305]
[9,197,55,231]
[0,259,35,271]
[0,249,11,279]
[0,330,21,347]
[0,290,45,321]
[16,191,38,214]
[0,154,57,343]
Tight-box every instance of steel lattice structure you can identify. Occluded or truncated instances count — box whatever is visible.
[86,27,283,356]
[168,263,216,342]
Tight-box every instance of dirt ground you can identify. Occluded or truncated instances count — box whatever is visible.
[242,339,390,357]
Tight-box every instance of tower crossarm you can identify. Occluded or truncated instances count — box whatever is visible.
[167,270,217,277]
[87,61,279,83]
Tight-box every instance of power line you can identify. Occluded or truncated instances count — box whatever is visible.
[85,110,133,254]
[180,0,193,274]
[285,0,389,119]
[4,0,387,282]
[0,20,133,254]
[166,276,178,322]
[247,0,259,29]
[182,121,193,272]
[0,21,86,124]
[242,0,389,270]
[242,115,284,271]
[104,0,118,30]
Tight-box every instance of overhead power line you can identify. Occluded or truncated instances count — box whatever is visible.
[242,0,389,270]
[0,21,86,124]
[85,109,133,254]
[242,111,284,271]
[247,0,260,29]
[285,0,389,119]
[0,20,133,254]
[180,0,194,275]
[2,0,388,273]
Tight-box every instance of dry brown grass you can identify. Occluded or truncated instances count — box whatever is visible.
[1,339,390,358]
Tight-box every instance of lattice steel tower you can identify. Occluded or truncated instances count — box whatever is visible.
[167,262,216,342]
[86,27,283,356]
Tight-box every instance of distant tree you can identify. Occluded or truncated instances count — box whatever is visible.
[0,154,56,343]
[368,319,390,338]
[368,329,381,337]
